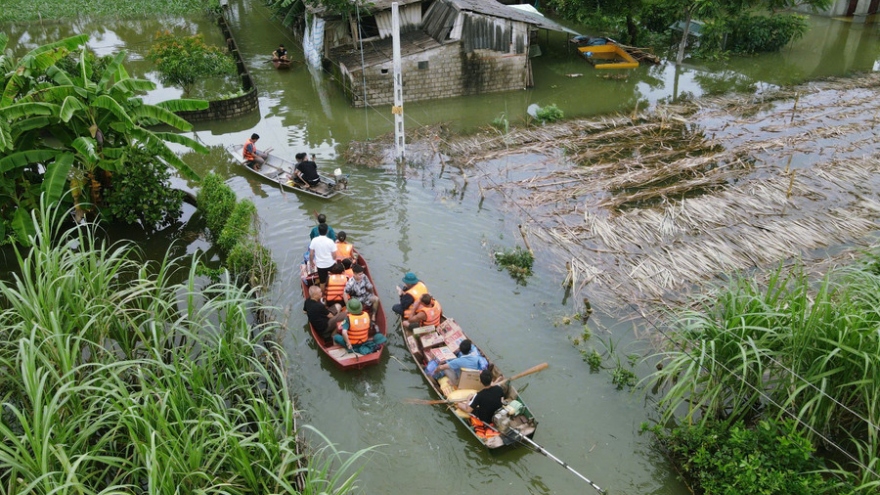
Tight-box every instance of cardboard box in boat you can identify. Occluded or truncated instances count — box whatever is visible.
[428,346,457,363]
[443,328,466,354]
[413,325,435,336]
[420,331,445,349]
[457,368,482,391]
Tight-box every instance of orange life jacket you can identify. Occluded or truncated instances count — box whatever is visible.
[344,268,354,278]
[325,274,347,303]
[469,415,500,440]
[416,300,442,327]
[403,282,428,319]
[243,139,257,161]
[336,242,353,260]
[346,312,371,345]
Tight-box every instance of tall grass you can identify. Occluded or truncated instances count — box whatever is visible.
[648,258,880,488]
[0,201,374,494]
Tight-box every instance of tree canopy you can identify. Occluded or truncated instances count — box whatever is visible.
[0,33,209,244]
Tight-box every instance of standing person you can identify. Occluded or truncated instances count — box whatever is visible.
[457,366,505,423]
[309,213,337,241]
[309,223,337,291]
[272,44,288,61]
[242,133,269,171]
[303,285,347,345]
[434,339,481,386]
[333,299,387,353]
[343,264,379,320]
[402,293,442,329]
[335,231,355,261]
[293,152,320,188]
[392,272,428,319]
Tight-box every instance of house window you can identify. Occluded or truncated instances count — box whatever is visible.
[418,61,429,70]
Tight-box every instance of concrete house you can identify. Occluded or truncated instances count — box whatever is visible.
[310,0,575,107]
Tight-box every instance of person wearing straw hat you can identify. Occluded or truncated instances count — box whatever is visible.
[333,299,387,353]
[393,271,428,319]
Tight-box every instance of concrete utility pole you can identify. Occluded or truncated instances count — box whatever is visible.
[391,2,406,162]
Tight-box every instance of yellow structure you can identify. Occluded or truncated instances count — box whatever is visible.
[578,45,638,69]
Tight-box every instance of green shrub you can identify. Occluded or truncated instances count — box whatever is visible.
[728,14,808,54]
[147,32,236,96]
[536,104,564,123]
[696,14,808,57]
[217,200,257,253]
[101,147,184,229]
[494,246,534,284]
[227,241,276,286]
[198,173,236,237]
[491,113,509,134]
[654,419,851,495]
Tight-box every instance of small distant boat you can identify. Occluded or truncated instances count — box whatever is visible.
[272,58,292,69]
[400,315,538,449]
[300,250,387,370]
[227,144,348,199]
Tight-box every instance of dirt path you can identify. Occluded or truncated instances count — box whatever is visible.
[348,73,880,312]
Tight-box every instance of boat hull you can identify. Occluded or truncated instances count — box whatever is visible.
[228,144,347,199]
[400,315,537,448]
[300,250,386,370]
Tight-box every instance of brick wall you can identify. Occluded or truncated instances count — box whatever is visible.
[176,11,259,122]
[342,43,528,108]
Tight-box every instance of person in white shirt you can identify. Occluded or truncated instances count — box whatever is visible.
[309,223,338,291]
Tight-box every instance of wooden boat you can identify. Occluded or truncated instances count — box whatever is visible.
[272,58,292,69]
[300,250,387,370]
[228,144,348,199]
[400,315,538,448]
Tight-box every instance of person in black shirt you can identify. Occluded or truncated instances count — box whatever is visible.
[303,285,346,344]
[457,367,505,423]
[273,44,289,61]
[293,152,320,188]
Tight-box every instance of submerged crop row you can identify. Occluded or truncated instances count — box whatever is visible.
[0,203,371,494]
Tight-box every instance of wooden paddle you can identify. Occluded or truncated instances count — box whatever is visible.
[404,362,548,405]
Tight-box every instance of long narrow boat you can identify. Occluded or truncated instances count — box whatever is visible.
[400,315,538,448]
[228,144,348,199]
[300,250,387,370]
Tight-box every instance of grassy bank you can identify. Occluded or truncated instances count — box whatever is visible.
[647,254,880,492]
[1,0,218,23]
[0,203,371,493]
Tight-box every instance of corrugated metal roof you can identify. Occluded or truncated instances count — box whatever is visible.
[307,0,422,15]
[446,0,579,34]
[332,31,442,69]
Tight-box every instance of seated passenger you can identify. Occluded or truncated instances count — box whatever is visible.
[333,299,386,353]
[341,258,354,278]
[303,285,346,345]
[457,366,504,423]
[324,262,347,305]
[403,293,442,329]
[434,339,481,386]
[343,264,379,320]
[335,231,356,261]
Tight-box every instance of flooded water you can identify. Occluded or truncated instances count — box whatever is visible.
[3,4,880,494]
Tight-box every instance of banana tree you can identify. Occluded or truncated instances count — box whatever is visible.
[0,33,209,244]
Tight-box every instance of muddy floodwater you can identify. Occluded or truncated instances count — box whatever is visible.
[3,2,880,494]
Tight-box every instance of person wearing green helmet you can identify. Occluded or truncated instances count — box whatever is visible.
[333,298,386,354]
